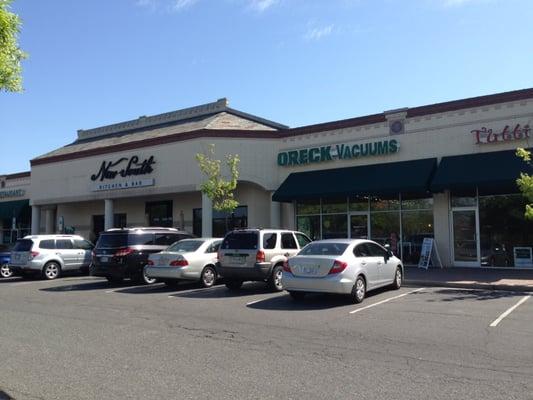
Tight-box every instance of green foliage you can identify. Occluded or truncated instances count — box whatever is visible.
[196,144,240,213]
[0,0,27,92]
[516,148,533,220]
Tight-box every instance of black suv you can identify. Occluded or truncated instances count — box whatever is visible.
[91,227,194,284]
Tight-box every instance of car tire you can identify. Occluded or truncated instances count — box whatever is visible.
[106,276,123,284]
[225,280,243,291]
[392,267,402,290]
[200,266,217,288]
[42,262,61,280]
[0,264,13,278]
[288,291,306,301]
[351,276,366,304]
[140,270,157,285]
[268,265,284,292]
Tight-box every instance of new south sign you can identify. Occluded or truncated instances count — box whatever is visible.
[277,139,400,166]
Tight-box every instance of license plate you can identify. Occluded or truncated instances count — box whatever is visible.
[158,258,168,266]
[100,256,109,262]
[231,255,246,265]
[300,265,319,275]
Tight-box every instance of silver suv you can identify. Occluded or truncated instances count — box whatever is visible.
[9,235,94,280]
[217,228,312,291]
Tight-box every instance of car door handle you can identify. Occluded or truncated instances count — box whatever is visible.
[360,262,367,266]
[284,253,290,257]
[377,262,383,265]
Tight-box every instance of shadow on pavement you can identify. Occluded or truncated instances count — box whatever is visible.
[170,282,275,299]
[115,281,205,294]
[39,279,126,292]
[425,288,520,302]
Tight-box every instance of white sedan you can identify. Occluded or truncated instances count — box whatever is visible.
[144,238,222,288]
[282,239,403,303]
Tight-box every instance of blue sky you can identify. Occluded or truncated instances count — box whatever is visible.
[1,0,532,174]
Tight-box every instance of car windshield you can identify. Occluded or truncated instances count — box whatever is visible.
[299,242,348,256]
[12,239,33,252]
[221,232,258,250]
[166,240,204,253]
[96,233,155,248]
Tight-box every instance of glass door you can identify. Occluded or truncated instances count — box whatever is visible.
[349,213,369,239]
[452,208,480,266]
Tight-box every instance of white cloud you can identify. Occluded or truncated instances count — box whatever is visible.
[304,24,334,41]
[441,0,495,6]
[248,0,279,12]
[136,0,157,7]
[172,0,199,11]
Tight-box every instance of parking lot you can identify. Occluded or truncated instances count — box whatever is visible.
[0,276,532,400]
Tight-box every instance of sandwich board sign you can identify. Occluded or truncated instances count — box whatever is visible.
[418,238,442,269]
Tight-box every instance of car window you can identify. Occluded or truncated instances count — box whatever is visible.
[206,240,222,253]
[74,240,93,250]
[281,233,298,249]
[354,243,371,257]
[295,233,312,248]
[56,239,74,249]
[128,233,154,246]
[366,242,387,257]
[155,234,181,246]
[262,233,278,249]
[39,240,56,250]
[221,232,258,250]
[167,240,204,253]
[13,239,33,252]
[299,242,348,256]
[97,234,128,248]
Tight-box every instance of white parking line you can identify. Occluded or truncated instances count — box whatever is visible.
[349,287,426,314]
[489,295,531,327]
[167,286,220,297]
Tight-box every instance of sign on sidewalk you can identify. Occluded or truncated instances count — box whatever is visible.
[418,238,443,269]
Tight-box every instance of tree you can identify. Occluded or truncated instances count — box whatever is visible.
[516,148,533,220]
[0,0,27,92]
[196,144,240,214]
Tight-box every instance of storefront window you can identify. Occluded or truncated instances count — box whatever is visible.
[451,191,477,207]
[297,215,320,240]
[479,194,533,267]
[349,196,369,211]
[146,201,173,227]
[192,206,248,237]
[322,214,347,239]
[401,210,434,264]
[296,200,320,215]
[321,197,347,214]
[370,197,400,211]
[401,198,433,210]
[370,212,400,253]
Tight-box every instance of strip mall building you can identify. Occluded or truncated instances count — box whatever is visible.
[3,88,533,268]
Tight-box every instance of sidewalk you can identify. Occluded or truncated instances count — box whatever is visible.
[404,266,533,292]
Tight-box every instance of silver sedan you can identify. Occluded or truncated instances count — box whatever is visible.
[282,239,403,303]
[144,238,222,288]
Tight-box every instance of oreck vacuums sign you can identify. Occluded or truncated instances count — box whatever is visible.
[277,138,400,166]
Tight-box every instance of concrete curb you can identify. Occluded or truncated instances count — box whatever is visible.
[405,279,533,293]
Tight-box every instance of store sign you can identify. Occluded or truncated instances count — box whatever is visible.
[91,178,155,192]
[277,139,399,167]
[90,155,155,182]
[472,124,530,145]
[0,189,26,199]
[514,247,533,268]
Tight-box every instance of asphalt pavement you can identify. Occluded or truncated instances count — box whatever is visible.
[0,276,532,400]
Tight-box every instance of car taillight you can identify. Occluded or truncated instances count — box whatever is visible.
[91,250,96,259]
[146,259,154,266]
[217,250,222,261]
[114,247,135,257]
[282,260,291,273]
[329,260,348,274]
[30,251,39,259]
[256,250,265,263]
[169,259,188,267]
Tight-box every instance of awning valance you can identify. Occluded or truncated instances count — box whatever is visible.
[430,149,533,194]
[272,158,437,202]
[0,200,30,219]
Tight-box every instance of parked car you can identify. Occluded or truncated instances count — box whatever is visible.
[144,238,222,288]
[0,243,13,278]
[481,244,512,267]
[217,228,312,291]
[9,235,94,280]
[91,227,194,284]
[282,239,403,303]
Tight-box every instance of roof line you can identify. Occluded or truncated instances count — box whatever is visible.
[2,171,31,180]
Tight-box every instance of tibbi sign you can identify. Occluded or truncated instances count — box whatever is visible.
[277,139,399,167]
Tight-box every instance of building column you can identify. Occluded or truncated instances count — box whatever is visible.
[270,193,281,229]
[104,199,114,231]
[201,193,212,237]
[44,208,55,234]
[31,205,41,235]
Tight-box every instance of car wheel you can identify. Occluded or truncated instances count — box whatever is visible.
[288,291,306,301]
[225,280,243,291]
[351,276,366,304]
[106,276,123,284]
[0,264,13,278]
[200,266,217,288]
[42,262,61,280]
[392,267,402,290]
[268,265,284,292]
[141,270,157,285]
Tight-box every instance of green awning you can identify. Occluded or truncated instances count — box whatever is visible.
[430,149,533,194]
[273,158,437,202]
[0,200,30,219]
